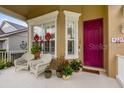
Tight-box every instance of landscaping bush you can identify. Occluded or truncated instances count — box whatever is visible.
[0,60,5,69]
[0,59,12,70]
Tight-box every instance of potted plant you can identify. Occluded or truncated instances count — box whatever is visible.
[62,64,73,80]
[70,59,83,72]
[31,42,41,59]
[56,64,63,78]
[44,67,52,79]
[55,57,64,78]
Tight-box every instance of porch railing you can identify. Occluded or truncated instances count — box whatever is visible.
[0,50,27,63]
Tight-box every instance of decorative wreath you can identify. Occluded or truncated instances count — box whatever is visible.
[45,32,51,41]
[34,34,40,41]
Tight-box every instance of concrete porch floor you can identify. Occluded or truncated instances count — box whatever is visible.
[0,67,121,88]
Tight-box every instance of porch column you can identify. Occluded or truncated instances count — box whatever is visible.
[28,24,32,52]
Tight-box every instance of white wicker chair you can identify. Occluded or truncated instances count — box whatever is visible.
[14,52,34,71]
[30,54,52,77]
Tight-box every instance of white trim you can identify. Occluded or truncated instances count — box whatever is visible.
[0,29,27,38]
[0,7,26,20]
[64,10,81,59]
[64,10,81,20]
[0,38,9,52]
[27,11,59,58]
[54,16,57,58]
[28,11,59,25]
[116,75,124,88]
[116,55,124,88]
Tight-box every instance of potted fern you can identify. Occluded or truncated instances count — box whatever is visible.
[62,64,73,80]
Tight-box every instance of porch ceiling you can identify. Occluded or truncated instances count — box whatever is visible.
[0,5,60,19]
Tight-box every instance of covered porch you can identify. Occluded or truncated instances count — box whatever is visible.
[0,5,123,88]
[0,67,120,88]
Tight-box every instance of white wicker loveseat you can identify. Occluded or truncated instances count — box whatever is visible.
[30,54,52,77]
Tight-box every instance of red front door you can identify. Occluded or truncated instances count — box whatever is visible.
[84,18,103,68]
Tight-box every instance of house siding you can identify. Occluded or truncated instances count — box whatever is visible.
[8,31,27,51]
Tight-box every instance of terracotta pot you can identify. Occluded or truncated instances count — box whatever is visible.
[62,75,71,80]
[34,51,41,59]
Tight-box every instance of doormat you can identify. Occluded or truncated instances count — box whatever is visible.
[83,68,100,75]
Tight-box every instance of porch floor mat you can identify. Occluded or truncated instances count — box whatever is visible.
[83,68,100,75]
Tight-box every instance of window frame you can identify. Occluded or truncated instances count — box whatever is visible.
[64,10,81,59]
[28,11,59,58]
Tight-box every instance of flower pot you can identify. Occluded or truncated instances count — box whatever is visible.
[74,68,80,72]
[62,75,71,80]
[56,70,62,78]
[44,70,52,79]
[34,51,41,59]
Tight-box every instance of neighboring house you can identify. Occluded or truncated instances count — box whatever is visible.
[0,21,28,52]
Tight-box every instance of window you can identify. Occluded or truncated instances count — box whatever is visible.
[67,21,75,55]
[64,10,81,59]
[28,11,59,58]
[33,22,56,56]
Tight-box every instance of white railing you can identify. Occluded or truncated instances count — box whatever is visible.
[0,51,11,62]
[0,50,27,63]
[116,55,124,87]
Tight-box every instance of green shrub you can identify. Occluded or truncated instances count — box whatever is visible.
[70,59,83,72]
[0,60,5,69]
[5,61,12,67]
[0,59,12,69]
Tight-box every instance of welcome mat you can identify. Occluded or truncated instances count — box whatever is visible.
[83,68,100,75]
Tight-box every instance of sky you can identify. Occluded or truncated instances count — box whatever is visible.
[0,12,28,27]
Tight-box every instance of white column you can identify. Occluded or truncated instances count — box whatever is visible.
[28,24,32,52]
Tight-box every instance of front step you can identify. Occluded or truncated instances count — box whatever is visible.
[83,66,106,75]
[83,66,106,72]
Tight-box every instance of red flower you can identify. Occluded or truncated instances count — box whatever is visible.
[34,34,40,41]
